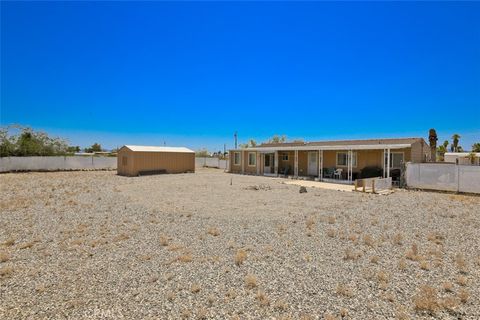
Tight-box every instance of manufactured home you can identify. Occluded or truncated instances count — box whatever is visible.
[117,145,195,176]
[229,138,429,183]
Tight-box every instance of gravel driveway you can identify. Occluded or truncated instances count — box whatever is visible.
[1,168,479,319]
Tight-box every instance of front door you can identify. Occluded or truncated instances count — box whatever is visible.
[307,152,318,176]
[264,154,271,174]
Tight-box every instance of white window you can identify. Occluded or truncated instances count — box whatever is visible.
[248,152,256,166]
[336,152,357,167]
[281,153,289,161]
[386,152,404,168]
[233,152,240,166]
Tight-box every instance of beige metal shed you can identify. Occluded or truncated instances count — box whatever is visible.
[117,145,195,176]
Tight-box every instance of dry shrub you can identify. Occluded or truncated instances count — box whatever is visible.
[393,233,404,246]
[159,235,169,247]
[306,216,315,230]
[324,314,338,320]
[191,283,201,293]
[113,233,130,242]
[336,284,354,297]
[413,286,440,314]
[225,288,236,300]
[384,292,395,302]
[339,308,348,317]
[180,309,191,319]
[0,266,13,277]
[176,254,193,263]
[406,244,421,261]
[277,224,287,235]
[398,258,407,271]
[370,256,380,264]
[441,297,459,311]
[235,249,247,266]
[458,289,469,303]
[442,282,453,292]
[426,232,444,245]
[245,274,257,289]
[363,234,375,247]
[377,270,390,283]
[419,260,431,271]
[348,233,358,243]
[207,227,220,237]
[3,238,15,247]
[19,241,35,250]
[274,299,288,311]
[255,290,270,306]
[0,251,10,263]
[197,307,208,319]
[327,216,336,224]
[327,228,336,238]
[455,253,468,273]
[456,275,468,286]
[344,248,360,261]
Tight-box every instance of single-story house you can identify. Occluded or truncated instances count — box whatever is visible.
[444,152,480,165]
[117,145,195,176]
[229,138,429,182]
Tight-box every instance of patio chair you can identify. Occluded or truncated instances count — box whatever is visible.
[323,167,335,178]
[334,168,343,180]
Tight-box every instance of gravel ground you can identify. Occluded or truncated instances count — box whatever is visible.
[1,168,479,320]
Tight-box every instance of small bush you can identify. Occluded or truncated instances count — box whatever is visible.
[235,249,247,266]
[245,274,257,289]
[413,286,440,314]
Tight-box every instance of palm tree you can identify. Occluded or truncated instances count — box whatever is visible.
[451,134,461,152]
[428,129,438,162]
[436,140,449,161]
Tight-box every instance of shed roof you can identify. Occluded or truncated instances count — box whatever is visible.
[123,145,194,153]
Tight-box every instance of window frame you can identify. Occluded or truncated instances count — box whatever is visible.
[248,152,256,167]
[233,152,240,166]
[387,151,404,168]
[281,153,289,161]
[336,151,357,168]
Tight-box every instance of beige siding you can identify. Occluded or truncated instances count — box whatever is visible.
[411,140,428,163]
[117,147,194,176]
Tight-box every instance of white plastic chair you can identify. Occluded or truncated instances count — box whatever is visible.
[334,168,343,180]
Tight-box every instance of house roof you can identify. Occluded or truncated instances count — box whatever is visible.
[238,137,425,151]
[123,145,194,153]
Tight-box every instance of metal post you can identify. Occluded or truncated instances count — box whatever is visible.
[387,148,391,178]
[294,150,298,178]
[383,149,386,178]
[241,150,245,174]
[320,150,323,181]
[274,151,279,176]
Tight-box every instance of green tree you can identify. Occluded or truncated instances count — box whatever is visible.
[239,139,257,148]
[267,135,287,144]
[85,143,102,153]
[451,134,461,152]
[472,143,480,152]
[0,125,68,157]
[195,149,210,157]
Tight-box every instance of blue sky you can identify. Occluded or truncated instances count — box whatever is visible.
[1,1,479,151]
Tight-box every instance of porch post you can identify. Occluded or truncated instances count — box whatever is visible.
[320,150,324,181]
[387,148,391,178]
[383,149,386,178]
[257,152,261,175]
[241,150,245,174]
[274,151,279,176]
[294,149,299,178]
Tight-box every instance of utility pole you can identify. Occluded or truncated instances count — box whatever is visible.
[234,131,238,149]
[224,143,226,155]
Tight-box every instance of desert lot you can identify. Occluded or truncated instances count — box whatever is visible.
[0,168,479,320]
